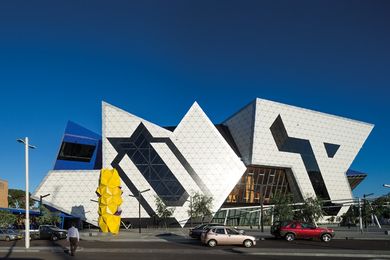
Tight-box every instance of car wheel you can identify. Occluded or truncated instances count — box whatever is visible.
[207,239,217,247]
[5,237,10,242]
[243,239,253,248]
[285,233,295,242]
[321,233,332,242]
[51,235,58,241]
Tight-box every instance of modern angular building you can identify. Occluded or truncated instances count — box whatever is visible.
[33,98,373,227]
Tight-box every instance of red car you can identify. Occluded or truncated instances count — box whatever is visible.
[271,221,334,242]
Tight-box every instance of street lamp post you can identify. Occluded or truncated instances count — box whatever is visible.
[186,196,193,227]
[363,193,374,229]
[39,194,50,215]
[17,137,36,249]
[259,185,264,233]
[254,181,265,232]
[129,189,150,233]
[190,196,193,228]
[357,197,363,233]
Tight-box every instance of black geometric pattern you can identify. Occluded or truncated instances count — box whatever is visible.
[270,115,330,201]
[108,123,189,207]
[324,142,340,158]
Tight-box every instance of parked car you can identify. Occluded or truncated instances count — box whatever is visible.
[271,221,335,242]
[201,226,256,247]
[0,229,23,241]
[30,225,67,241]
[189,223,221,239]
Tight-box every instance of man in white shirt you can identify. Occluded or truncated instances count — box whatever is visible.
[67,223,80,256]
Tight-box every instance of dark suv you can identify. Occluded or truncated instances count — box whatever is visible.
[31,225,67,241]
[271,221,334,242]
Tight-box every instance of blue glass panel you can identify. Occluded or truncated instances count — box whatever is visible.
[54,121,102,170]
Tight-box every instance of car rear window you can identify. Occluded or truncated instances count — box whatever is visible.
[194,224,207,229]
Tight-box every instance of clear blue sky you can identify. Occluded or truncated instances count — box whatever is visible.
[0,1,389,198]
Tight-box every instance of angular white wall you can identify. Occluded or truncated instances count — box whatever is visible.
[33,170,101,225]
[251,99,373,214]
[223,101,256,165]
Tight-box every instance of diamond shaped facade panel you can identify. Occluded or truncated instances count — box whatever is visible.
[173,102,247,215]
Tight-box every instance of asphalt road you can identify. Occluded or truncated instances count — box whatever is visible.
[1,238,390,260]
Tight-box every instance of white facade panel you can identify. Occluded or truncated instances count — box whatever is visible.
[223,101,255,165]
[173,102,247,215]
[33,170,101,225]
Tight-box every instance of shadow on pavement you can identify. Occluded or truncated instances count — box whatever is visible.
[1,239,44,260]
[154,233,206,247]
[260,237,390,251]
[2,239,17,259]
[50,239,74,259]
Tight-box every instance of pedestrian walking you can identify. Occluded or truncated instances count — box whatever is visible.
[67,222,80,256]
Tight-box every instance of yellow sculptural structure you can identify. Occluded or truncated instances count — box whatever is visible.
[96,168,123,234]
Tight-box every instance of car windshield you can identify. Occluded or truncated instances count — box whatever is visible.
[46,225,59,229]
[6,229,18,234]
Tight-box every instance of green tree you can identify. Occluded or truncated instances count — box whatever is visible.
[154,196,175,228]
[295,196,323,224]
[341,205,359,226]
[189,192,213,223]
[270,194,294,223]
[371,195,390,219]
[36,206,60,226]
[8,189,34,209]
[0,210,16,228]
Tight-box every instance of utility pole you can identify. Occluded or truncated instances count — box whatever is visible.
[358,197,363,233]
[189,196,193,227]
[129,189,150,233]
[363,193,374,230]
[17,137,36,249]
[258,185,264,232]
